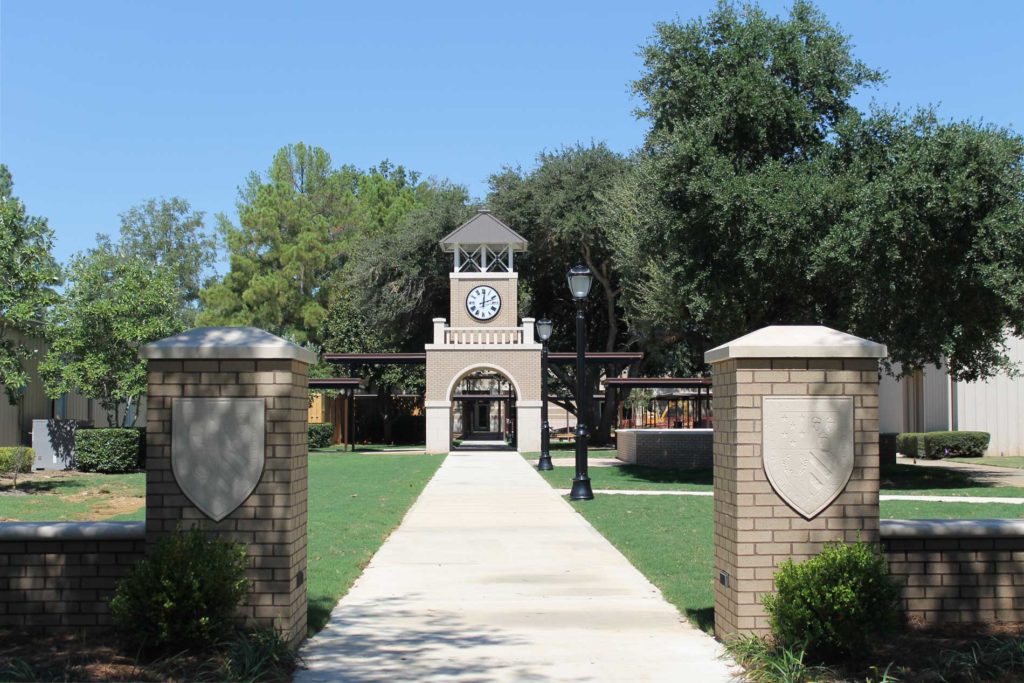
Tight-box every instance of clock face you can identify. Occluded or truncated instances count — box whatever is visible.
[466,285,501,321]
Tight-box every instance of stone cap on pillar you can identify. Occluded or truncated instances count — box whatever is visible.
[140,326,318,364]
[704,325,887,364]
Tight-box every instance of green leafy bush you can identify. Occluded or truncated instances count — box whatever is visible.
[308,422,333,449]
[110,528,249,651]
[75,428,143,472]
[923,431,990,459]
[762,541,902,661]
[895,432,925,458]
[0,447,34,474]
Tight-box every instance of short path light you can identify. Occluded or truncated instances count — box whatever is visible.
[536,318,554,471]
[566,265,594,500]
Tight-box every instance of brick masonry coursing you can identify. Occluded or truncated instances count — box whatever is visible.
[884,535,1024,625]
[712,357,881,638]
[616,430,713,469]
[0,536,145,628]
[145,357,308,647]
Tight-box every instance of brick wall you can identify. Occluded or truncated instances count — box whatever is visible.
[145,357,308,646]
[882,520,1024,626]
[449,274,519,328]
[712,357,881,637]
[616,429,713,469]
[0,522,144,629]
[425,349,540,402]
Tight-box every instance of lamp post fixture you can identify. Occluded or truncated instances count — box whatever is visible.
[536,318,554,471]
[567,264,594,501]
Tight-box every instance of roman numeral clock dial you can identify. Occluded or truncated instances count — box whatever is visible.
[466,285,501,321]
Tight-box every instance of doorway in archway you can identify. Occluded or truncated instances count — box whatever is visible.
[451,369,517,450]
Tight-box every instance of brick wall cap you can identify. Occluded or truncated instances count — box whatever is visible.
[141,327,317,364]
[0,521,145,541]
[882,519,1024,538]
[705,325,887,363]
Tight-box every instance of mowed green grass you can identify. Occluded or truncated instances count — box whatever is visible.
[0,471,145,521]
[880,463,1024,497]
[570,494,1021,637]
[306,452,444,634]
[947,456,1024,470]
[530,462,1024,497]
[537,464,713,491]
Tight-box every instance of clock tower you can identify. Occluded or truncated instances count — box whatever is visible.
[424,210,541,453]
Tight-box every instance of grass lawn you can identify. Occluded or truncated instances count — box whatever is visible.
[881,463,1024,497]
[881,499,1022,518]
[0,471,144,521]
[569,494,1022,638]
[525,461,1024,497]
[306,451,443,634]
[947,456,1024,469]
[537,463,713,491]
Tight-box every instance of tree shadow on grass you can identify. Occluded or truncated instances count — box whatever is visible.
[616,465,713,487]
[880,463,996,491]
[307,595,338,635]
[685,607,716,634]
[0,477,90,495]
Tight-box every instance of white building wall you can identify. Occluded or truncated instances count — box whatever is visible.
[878,335,1024,456]
[955,335,1024,457]
[878,370,904,434]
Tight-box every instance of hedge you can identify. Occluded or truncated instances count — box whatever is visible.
[75,428,144,473]
[896,432,925,458]
[308,422,334,450]
[0,447,35,474]
[922,431,990,459]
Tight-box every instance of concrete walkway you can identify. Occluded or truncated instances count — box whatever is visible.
[297,451,735,682]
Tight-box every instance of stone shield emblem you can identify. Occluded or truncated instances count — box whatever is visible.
[762,397,854,520]
[171,398,265,522]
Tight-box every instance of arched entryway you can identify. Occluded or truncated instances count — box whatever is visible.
[447,365,519,450]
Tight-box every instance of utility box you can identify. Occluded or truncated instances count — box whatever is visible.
[31,419,91,470]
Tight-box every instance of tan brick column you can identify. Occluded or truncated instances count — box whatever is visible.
[705,325,887,639]
[140,327,316,647]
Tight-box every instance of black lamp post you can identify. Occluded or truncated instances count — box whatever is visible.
[567,264,594,501]
[536,318,554,471]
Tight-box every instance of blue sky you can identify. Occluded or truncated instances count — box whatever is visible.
[3,1,1022,271]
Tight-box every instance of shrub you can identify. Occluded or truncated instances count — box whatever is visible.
[75,428,143,472]
[308,422,333,449]
[110,528,249,651]
[895,432,925,458]
[923,431,990,459]
[0,447,34,474]
[0,447,35,488]
[762,541,902,661]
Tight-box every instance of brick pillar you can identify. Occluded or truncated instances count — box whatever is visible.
[705,325,887,639]
[141,327,316,647]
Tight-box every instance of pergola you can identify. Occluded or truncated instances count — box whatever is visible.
[603,377,713,428]
[308,377,361,451]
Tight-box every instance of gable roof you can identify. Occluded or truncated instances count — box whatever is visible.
[440,209,528,252]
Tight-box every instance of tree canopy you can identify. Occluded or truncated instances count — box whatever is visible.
[199,144,433,345]
[0,165,61,405]
[100,197,217,323]
[614,0,1024,380]
[40,246,183,426]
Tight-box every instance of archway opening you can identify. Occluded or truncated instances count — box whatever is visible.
[450,368,517,450]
